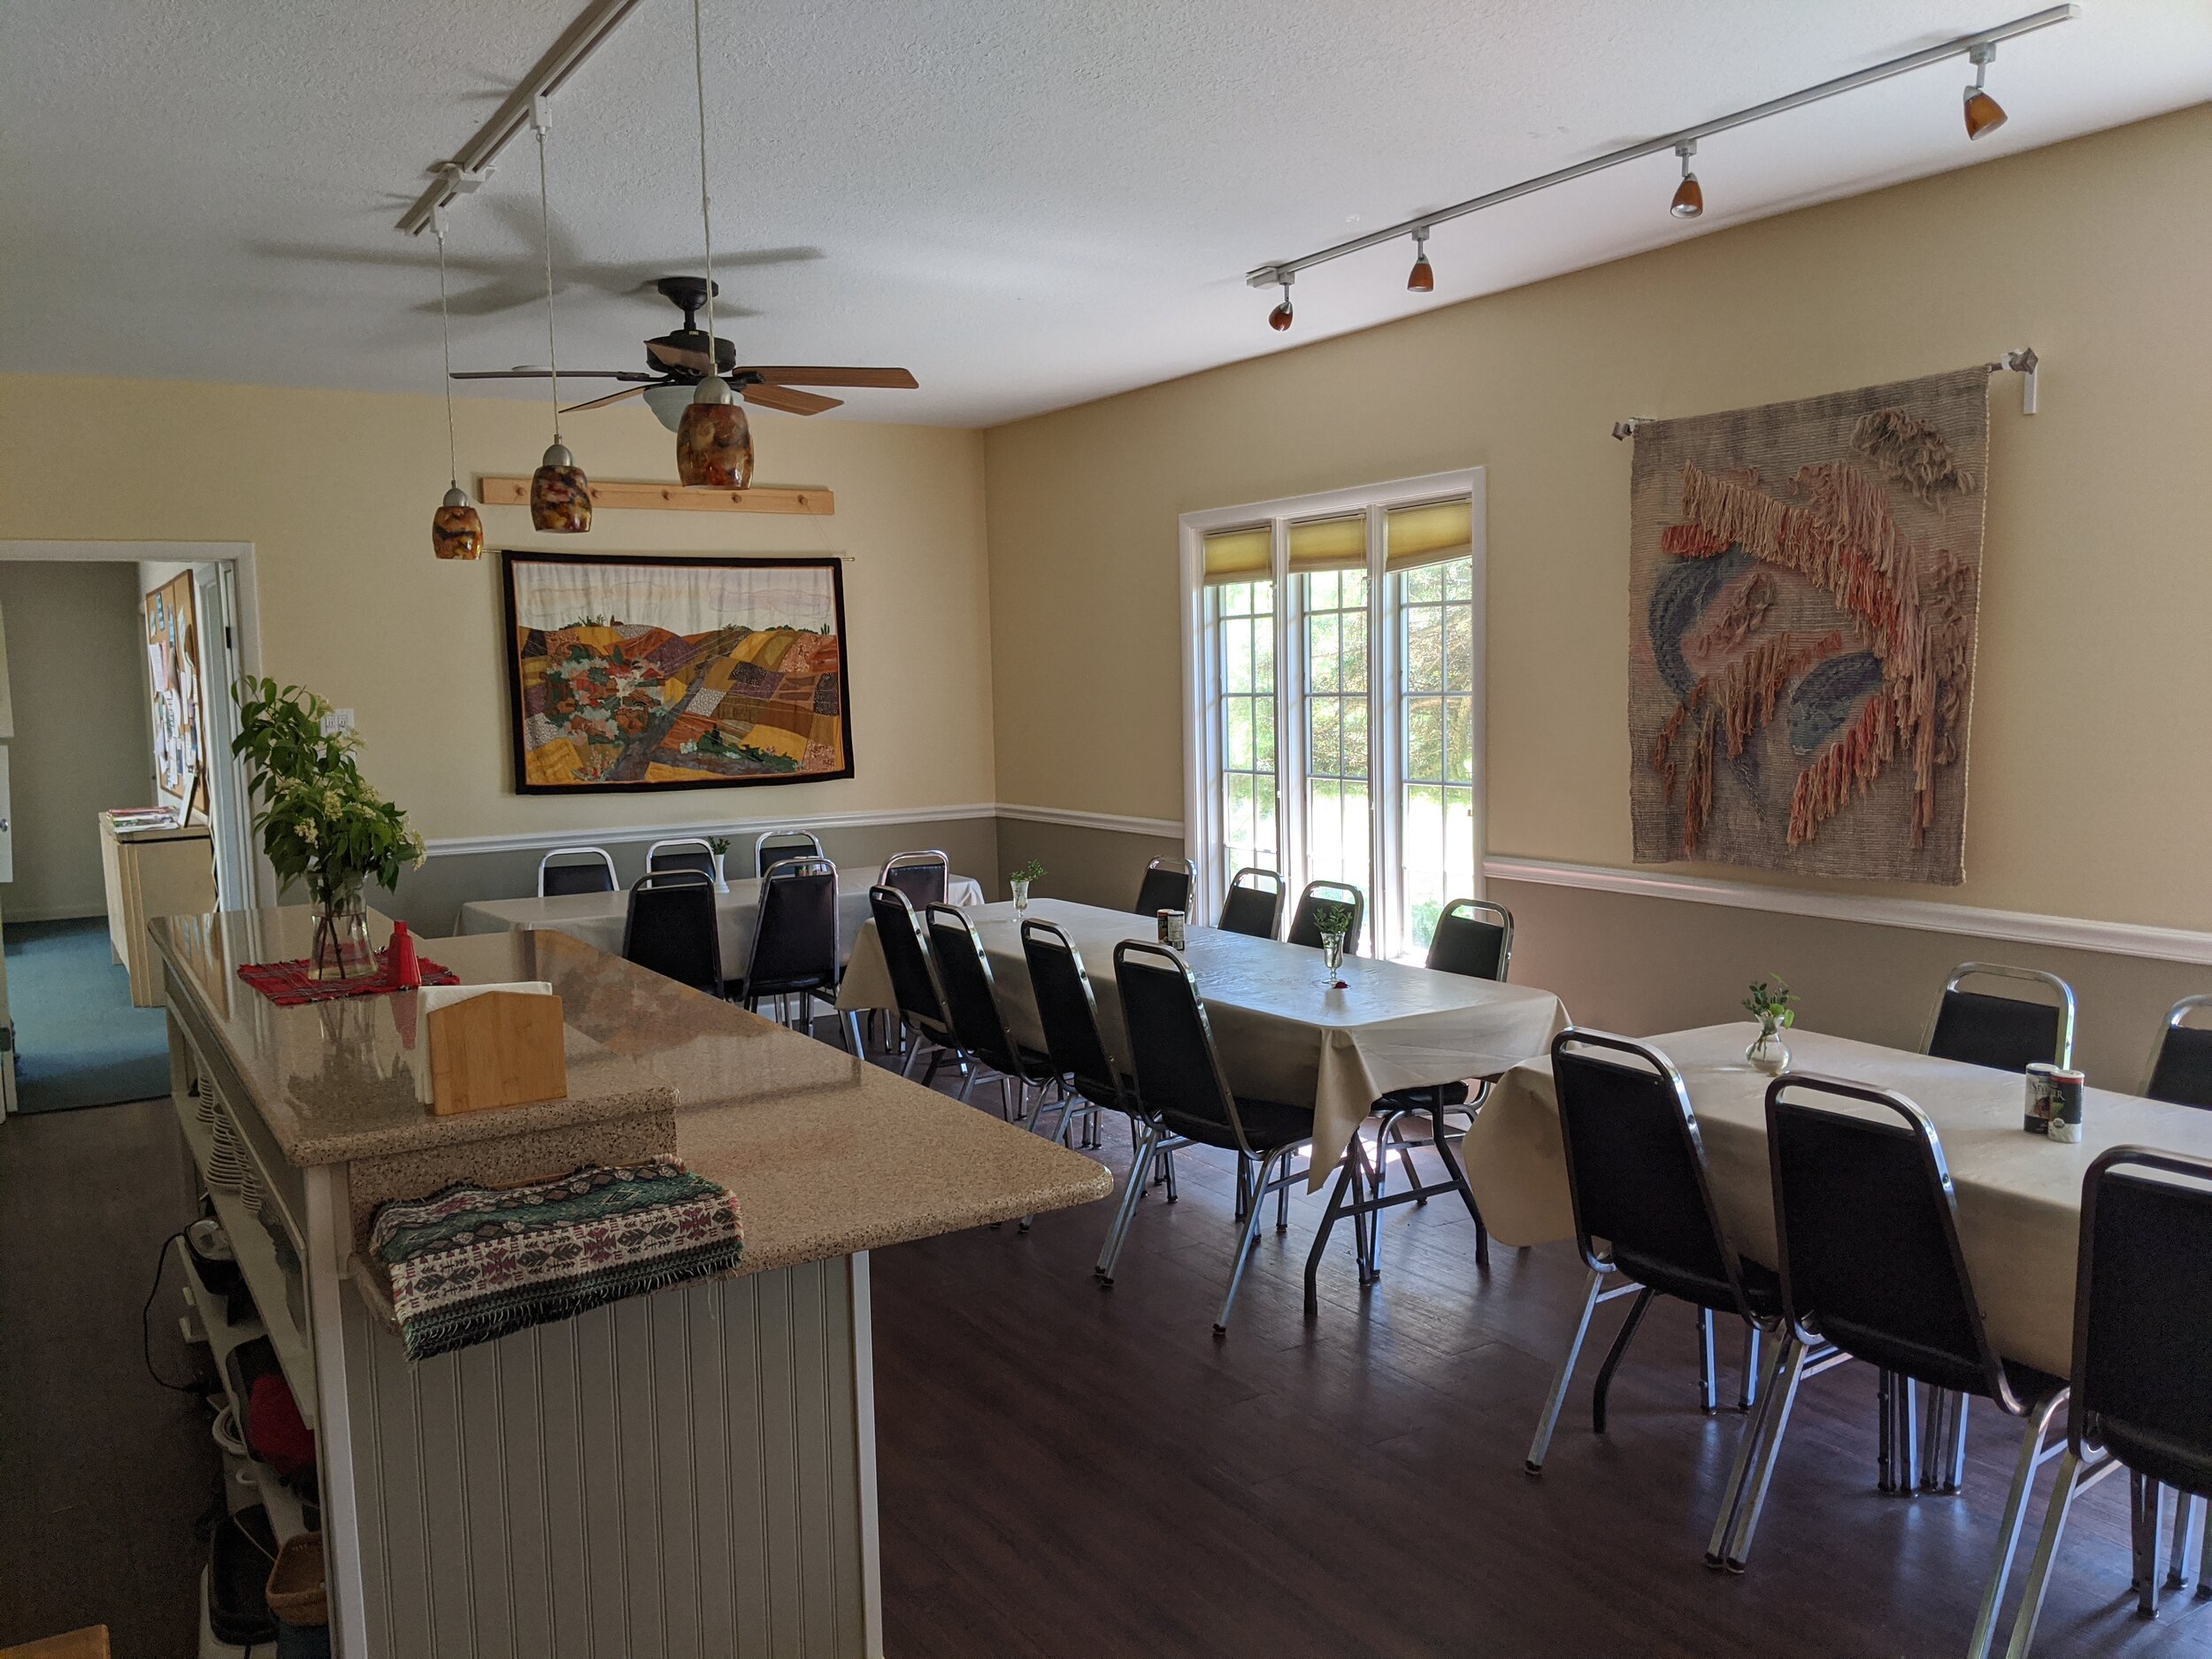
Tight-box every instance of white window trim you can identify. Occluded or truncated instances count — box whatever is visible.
[1179,467,1487,956]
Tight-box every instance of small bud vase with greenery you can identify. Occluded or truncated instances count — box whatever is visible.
[1742,977,1796,1075]
[234,678,426,981]
[1008,858,1045,915]
[1309,900,1356,982]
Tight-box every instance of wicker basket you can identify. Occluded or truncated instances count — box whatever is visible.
[264,1531,328,1626]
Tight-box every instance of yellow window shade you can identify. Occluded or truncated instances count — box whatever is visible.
[1385,497,1473,570]
[1286,513,1367,573]
[1202,526,1271,585]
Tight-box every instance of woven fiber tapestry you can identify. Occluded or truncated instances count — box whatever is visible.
[1627,365,1991,883]
[502,551,853,795]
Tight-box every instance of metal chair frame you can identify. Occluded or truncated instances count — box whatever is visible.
[878,848,951,903]
[538,845,620,897]
[1923,961,2078,1071]
[620,868,721,996]
[1286,878,1366,954]
[1740,1075,2069,1657]
[753,826,826,879]
[1306,898,1513,1310]
[1525,1030,1807,1574]
[2142,994,2212,1103]
[868,885,964,1087]
[645,836,721,885]
[926,902,1058,1122]
[2003,1147,2212,1655]
[1112,939,1319,1333]
[1217,865,1286,939]
[1133,855,1197,918]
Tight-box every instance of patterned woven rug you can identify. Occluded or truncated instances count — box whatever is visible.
[370,1161,744,1362]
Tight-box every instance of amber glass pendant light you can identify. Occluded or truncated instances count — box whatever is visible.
[1670,141,1704,219]
[1962,42,2007,140]
[1267,275,1294,331]
[527,103,592,533]
[428,210,485,560]
[1406,227,1434,293]
[676,0,755,488]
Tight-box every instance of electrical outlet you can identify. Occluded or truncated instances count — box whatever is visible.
[320,708,356,736]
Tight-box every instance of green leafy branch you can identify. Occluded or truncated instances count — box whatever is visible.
[232,677,425,904]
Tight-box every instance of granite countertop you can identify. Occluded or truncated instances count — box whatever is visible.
[154,906,1111,1270]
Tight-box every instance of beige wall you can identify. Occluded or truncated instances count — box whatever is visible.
[981,105,2212,933]
[0,560,154,919]
[0,376,995,849]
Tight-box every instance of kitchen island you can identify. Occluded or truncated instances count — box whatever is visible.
[152,907,1110,1659]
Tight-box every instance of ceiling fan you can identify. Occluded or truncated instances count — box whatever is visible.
[449,275,916,431]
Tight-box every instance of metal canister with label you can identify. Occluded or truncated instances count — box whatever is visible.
[2023,1062,2058,1134]
[2045,1067,2086,1143]
[1156,909,1187,950]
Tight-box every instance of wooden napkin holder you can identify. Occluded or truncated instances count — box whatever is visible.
[426,991,568,1116]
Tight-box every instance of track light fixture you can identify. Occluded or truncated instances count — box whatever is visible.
[1963,43,2008,140]
[1670,142,1703,220]
[1406,227,1434,292]
[429,207,485,561]
[1244,6,2077,331]
[526,99,592,534]
[676,0,755,489]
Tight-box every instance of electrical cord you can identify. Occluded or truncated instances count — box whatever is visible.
[142,1225,205,1394]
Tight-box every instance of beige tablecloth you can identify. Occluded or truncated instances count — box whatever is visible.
[1466,1021,2212,1378]
[841,896,1569,1190]
[457,867,984,980]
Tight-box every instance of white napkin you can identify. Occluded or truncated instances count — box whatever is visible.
[412,982,557,1105]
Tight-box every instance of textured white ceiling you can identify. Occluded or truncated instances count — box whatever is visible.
[3,1,2207,426]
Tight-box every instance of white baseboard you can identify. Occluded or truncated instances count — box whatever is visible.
[1486,856,2212,968]
[0,902,108,925]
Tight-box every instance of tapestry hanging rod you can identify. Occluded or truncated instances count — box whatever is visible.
[1610,350,2040,440]
[1245,6,2080,297]
[395,0,649,234]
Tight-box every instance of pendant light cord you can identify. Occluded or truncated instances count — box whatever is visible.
[535,117,562,440]
[434,222,460,488]
[691,0,718,376]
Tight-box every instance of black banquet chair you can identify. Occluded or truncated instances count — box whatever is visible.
[1524,1031,1806,1574]
[539,844,619,897]
[2145,995,2212,1110]
[1217,866,1285,939]
[1114,939,1316,1333]
[1286,879,1365,954]
[2003,1146,2212,1654]
[878,849,950,910]
[733,856,841,1036]
[1743,1075,2070,1658]
[868,886,961,1084]
[1924,962,2077,1073]
[646,836,718,881]
[1308,898,1511,1305]
[926,903,1059,1120]
[1133,856,1195,919]
[754,826,826,879]
[620,869,721,996]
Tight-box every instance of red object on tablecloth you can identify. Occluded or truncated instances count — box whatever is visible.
[237,948,458,1006]
[388,920,424,989]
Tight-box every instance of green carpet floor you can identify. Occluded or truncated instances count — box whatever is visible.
[5,917,172,1112]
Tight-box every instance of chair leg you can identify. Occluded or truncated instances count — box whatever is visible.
[1303,1152,1366,1317]
[1697,1308,1719,1414]
[1707,1326,1795,1569]
[2170,1487,2202,1592]
[1216,1146,1290,1335]
[1275,1153,1291,1233]
[2196,1496,2212,1599]
[1965,1392,2067,1659]
[1721,1332,1813,1571]
[1591,1285,1656,1435]
[1095,1125,1160,1285]
[2004,1450,2091,1658]
[1161,1144,1179,1202]
[1739,1322,1762,1412]
[1426,1105,1490,1271]
[2133,1472,2163,1618]
[1526,1268,1607,1474]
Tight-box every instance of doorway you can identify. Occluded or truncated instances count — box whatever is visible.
[0,541,262,1115]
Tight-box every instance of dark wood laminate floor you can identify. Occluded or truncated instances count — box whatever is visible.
[4,1070,2208,1657]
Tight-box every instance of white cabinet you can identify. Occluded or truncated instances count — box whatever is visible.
[98,810,217,1006]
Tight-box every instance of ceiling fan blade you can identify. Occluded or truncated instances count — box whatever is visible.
[741,366,918,389]
[564,386,652,414]
[742,384,843,417]
[449,370,655,381]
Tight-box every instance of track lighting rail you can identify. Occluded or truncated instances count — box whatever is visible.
[396,0,650,235]
[1245,5,2079,293]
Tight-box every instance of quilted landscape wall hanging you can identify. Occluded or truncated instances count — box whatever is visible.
[1627,365,1992,884]
[502,551,853,795]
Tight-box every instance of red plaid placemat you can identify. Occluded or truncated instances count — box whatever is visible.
[239,949,460,1007]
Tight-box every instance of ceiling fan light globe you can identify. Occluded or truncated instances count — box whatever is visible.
[677,399,754,489]
[642,383,693,433]
[691,373,734,405]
